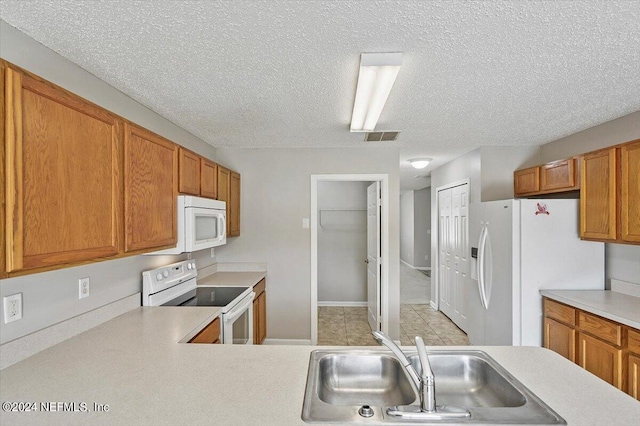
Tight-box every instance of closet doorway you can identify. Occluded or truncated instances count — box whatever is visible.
[310,174,390,346]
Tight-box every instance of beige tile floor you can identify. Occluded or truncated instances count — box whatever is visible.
[317,305,469,347]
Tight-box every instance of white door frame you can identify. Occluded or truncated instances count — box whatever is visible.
[311,174,390,345]
[433,178,470,312]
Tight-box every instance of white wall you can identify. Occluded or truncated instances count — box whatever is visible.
[0,22,217,344]
[214,147,401,341]
[413,187,431,268]
[480,146,540,201]
[429,148,480,304]
[317,181,369,304]
[429,146,543,302]
[400,191,415,265]
[540,111,640,286]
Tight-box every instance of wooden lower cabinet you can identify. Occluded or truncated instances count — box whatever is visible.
[543,296,638,396]
[189,317,221,344]
[629,354,640,401]
[253,278,267,345]
[577,332,625,390]
[544,317,576,362]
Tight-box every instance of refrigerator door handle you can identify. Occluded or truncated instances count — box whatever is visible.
[477,225,489,309]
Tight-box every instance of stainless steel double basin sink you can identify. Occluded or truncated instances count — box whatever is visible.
[302,349,565,424]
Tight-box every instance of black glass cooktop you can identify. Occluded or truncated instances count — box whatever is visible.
[162,286,248,307]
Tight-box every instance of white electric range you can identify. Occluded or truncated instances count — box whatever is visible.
[142,260,254,344]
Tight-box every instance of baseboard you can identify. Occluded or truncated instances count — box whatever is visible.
[430,300,438,310]
[317,301,367,307]
[400,259,431,270]
[262,338,312,346]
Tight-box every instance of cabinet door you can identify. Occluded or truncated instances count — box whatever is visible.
[200,158,218,199]
[540,158,576,192]
[578,332,625,390]
[4,66,121,272]
[514,167,540,196]
[580,148,617,240]
[620,140,640,243]
[124,123,178,252]
[217,166,230,204]
[253,296,260,345]
[253,291,267,345]
[178,148,200,195]
[229,171,241,237]
[629,354,640,401]
[189,317,220,344]
[544,318,576,362]
[258,290,267,344]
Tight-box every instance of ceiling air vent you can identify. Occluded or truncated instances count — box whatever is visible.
[364,131,400,142]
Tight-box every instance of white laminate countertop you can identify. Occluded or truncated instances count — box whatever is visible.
[540,290,640,330]
[197,271,266,288]
[1,307,639,426]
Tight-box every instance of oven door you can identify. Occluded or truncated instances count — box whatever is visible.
[185,207,226,252]
[222,292,255,344]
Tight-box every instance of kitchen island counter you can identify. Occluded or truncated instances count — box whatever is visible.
[1,307,639,426]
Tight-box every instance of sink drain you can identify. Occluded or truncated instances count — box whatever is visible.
[358,405,374,418]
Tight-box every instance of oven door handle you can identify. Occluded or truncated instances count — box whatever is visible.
[224,292,255,323]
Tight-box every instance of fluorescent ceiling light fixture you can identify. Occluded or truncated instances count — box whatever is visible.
[350,52,402,132]
[409,158,432,169]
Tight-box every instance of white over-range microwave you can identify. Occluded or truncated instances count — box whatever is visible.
[147,195,226,255]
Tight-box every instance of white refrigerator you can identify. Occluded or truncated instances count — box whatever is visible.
[468,199,604,346]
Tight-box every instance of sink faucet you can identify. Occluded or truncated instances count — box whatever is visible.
[372,331,436,413]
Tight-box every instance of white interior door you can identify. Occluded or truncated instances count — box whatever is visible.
[438,189,453,317]
[451,184,469,331]
[438,183,469,332]
[367,182,381,331]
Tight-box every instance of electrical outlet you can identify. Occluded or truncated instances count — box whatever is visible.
[3,293,23,324]
[79,277,90,299]
[210,248,215,258]
[425,255,429,261]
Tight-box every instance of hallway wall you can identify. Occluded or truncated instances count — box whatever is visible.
[317,181,370,304]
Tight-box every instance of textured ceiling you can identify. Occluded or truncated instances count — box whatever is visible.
[1,1,639,190]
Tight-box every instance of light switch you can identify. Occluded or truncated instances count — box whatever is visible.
[302,218,310,229]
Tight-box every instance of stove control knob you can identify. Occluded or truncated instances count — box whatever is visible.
[191,262,196,269]
[156,273,163,281]
[163,271,169,278]
[187,264,192,270]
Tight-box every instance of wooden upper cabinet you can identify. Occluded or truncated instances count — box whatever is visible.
[514,167,540,196]
[124,123,178,252]
[4,65,122,272]
[229,171,241,237]
[200,158,218,199]
[514,157,579,197]
[540,158,576,192]
[217,165,230,203]
[620,140,640,243]
[178,147,200,195]
[580,148,617,241]
[216,166,240,237]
